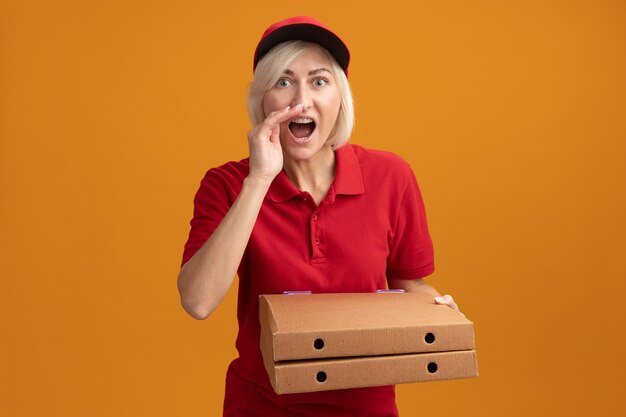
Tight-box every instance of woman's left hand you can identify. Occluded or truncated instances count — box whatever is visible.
[388,278,466,317]
[434,294,465,317]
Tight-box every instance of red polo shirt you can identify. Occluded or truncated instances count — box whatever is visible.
[182,144,434,416]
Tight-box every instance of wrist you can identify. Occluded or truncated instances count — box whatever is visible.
[244,174,274,191]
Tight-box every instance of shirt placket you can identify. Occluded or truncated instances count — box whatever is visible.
[310,207,325,262]
[295,191,327,263]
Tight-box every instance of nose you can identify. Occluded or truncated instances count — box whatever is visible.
[291,84,312,112]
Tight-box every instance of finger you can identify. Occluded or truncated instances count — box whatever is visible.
[248,125,274,142]
[264,104,304,127]
[434,294,463,314]
[434,294,452,304]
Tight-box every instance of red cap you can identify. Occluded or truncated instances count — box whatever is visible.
[253,16,350,74]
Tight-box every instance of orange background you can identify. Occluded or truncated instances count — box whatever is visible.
[1,1,625,416]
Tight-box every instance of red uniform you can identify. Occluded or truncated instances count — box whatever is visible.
[182,144,434,416]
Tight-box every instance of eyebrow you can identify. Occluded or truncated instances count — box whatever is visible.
[283,68,332,76]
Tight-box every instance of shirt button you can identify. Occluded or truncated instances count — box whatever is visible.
[314,237,320,245]
[312,214,318,221]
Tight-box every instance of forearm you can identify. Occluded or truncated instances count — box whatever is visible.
[177,176,271,319]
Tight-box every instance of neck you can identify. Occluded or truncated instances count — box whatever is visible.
[283,145,336,204]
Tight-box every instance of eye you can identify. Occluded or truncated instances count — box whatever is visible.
[313,78,328,87]
[275,78,292,88]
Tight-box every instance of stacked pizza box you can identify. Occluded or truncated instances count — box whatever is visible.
[259,291,478,394]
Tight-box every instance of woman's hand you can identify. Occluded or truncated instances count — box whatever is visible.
[247,104,304,184]
[388,278,465,316]
[434,294,465,317]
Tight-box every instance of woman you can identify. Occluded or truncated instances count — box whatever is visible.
[178,16,461,417]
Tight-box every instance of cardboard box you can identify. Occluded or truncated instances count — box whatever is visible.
[264,350,478,394]
[259,292,478,394]
[259,292,475,361]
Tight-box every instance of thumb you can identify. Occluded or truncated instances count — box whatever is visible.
[268,124,280,143]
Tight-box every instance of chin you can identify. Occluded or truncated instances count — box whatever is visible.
[281,139,333,162]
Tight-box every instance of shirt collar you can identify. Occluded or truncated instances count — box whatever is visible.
[268,144,364,203]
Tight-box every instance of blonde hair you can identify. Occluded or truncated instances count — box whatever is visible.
[247,41,354,149]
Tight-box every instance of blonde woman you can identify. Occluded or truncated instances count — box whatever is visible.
[178,16,460,417]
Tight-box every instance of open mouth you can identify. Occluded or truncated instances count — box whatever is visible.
[288,118,316,139]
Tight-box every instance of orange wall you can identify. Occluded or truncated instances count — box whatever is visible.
[1,1,625,416]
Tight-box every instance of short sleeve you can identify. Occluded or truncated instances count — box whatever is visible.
[181,170,234,266]
[385,167,434,279]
